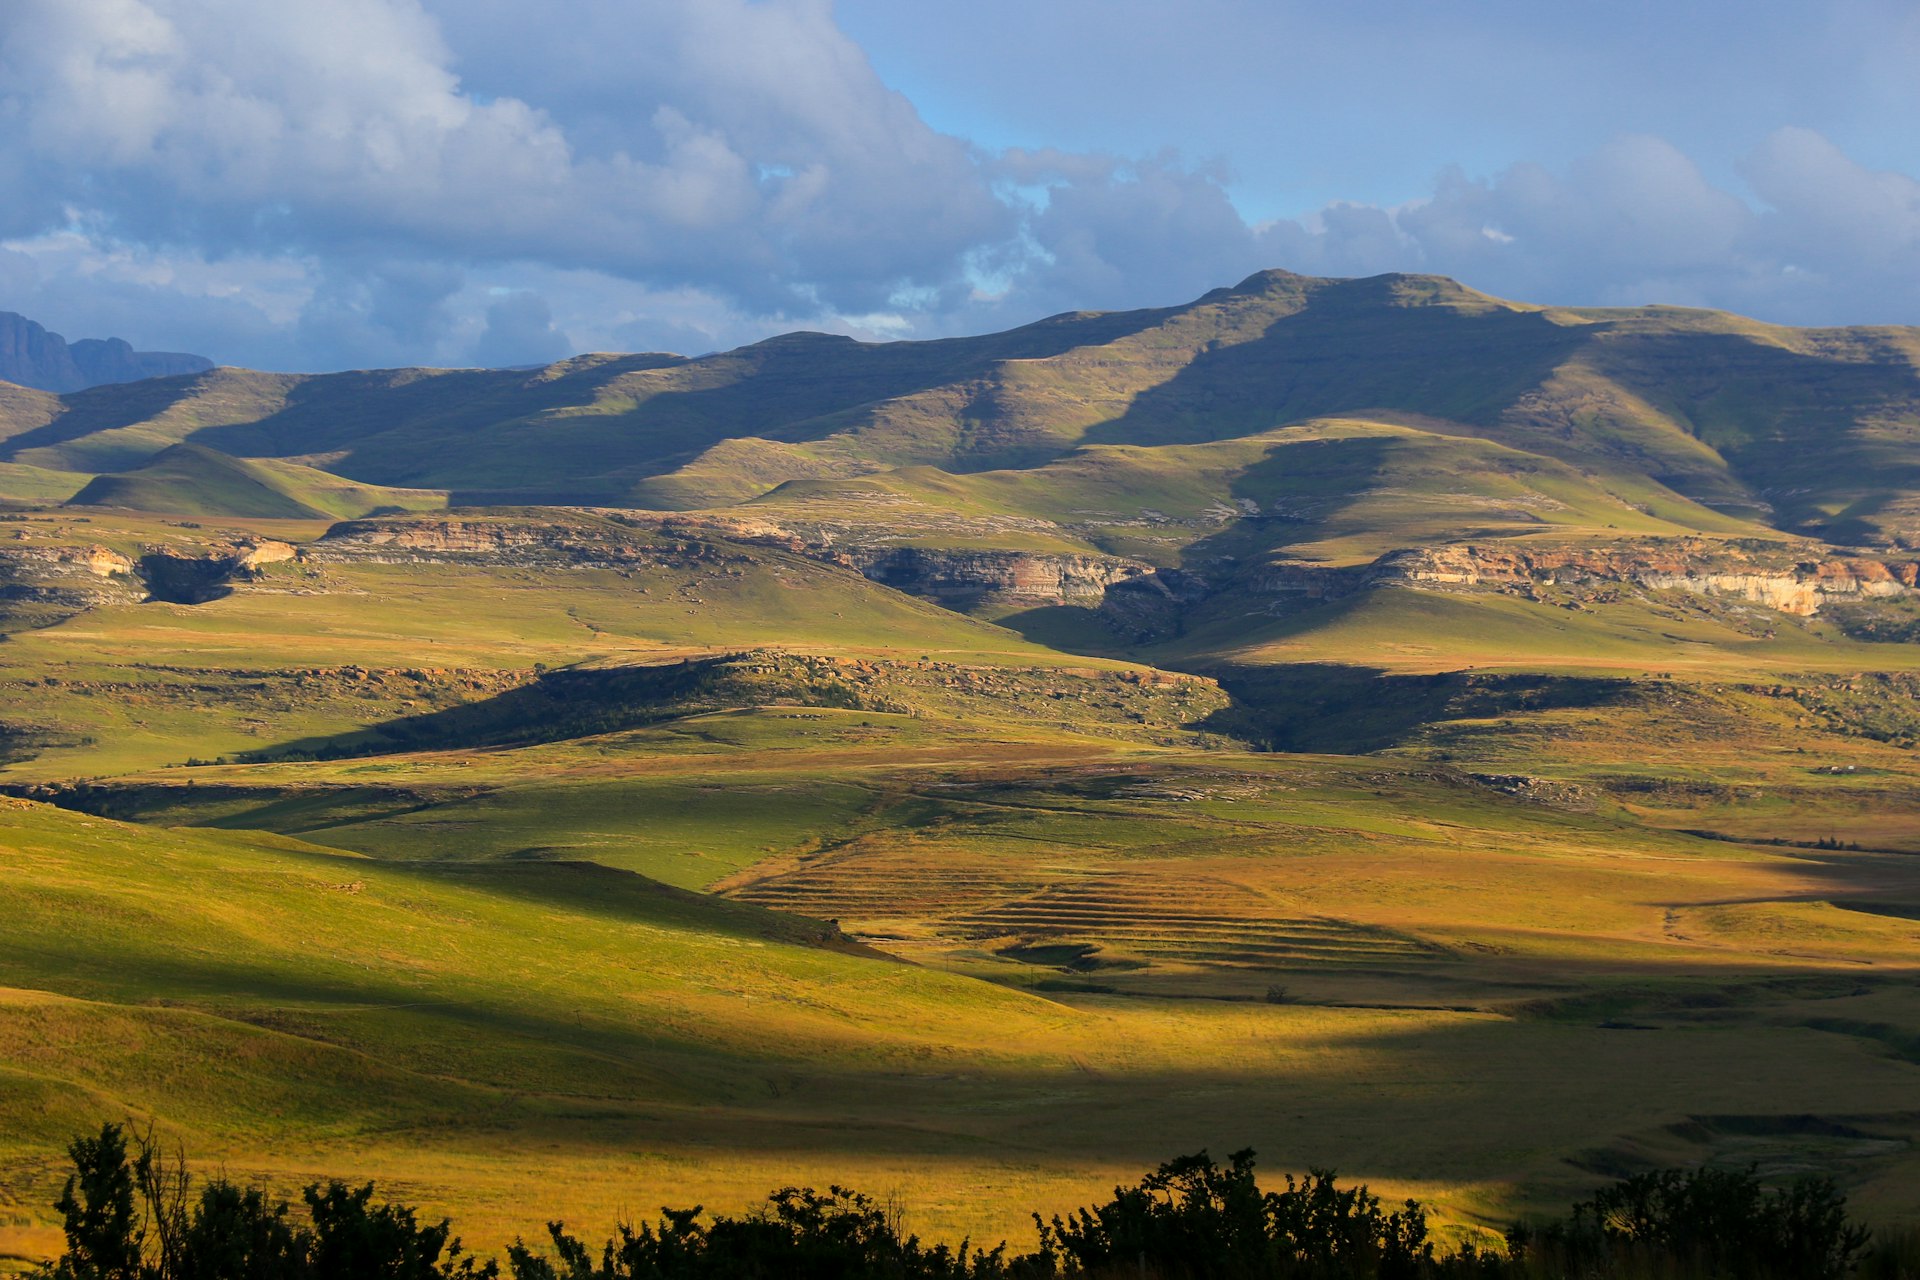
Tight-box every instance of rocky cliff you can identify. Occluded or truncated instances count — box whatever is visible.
[630,513,1153,606]
[0,534,296,618]
[317,511,1156,607]
[1253,539,1920,617]
[0,311,214,393]
[309,515,743,572]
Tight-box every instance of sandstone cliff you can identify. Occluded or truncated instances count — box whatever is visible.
[1255,539,1920,617]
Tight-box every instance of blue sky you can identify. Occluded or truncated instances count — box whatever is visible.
[1,0,1917,371]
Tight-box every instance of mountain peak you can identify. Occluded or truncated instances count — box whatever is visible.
[0,310,214,393]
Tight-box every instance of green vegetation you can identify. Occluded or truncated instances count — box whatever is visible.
[1,268,1918,1268]
[34,1127,1914,1280]
[67,444,447,520]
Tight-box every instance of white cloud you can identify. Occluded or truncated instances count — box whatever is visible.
[1,0,1918,369]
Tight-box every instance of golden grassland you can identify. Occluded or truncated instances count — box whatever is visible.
[1,498,1918,1271]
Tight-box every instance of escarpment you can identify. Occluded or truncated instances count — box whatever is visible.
[138,539,297,604]
[314,512,1155,607]
[828,547,1150,605]
[0,542,143,613]
[1253,540,1920,617]
[0,534,296,620]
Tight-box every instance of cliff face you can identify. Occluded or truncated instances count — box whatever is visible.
[838,546,1148,605]
[623,511,1154,606]
[138,540,296,604]
[317,512,1155,607]
[0,312,213,393]
[309,516,741,572]
[0,541,144,622]
[0,536,296,615]
[1254,540,1920,617]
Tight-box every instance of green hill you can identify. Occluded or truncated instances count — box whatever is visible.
[5,270,1916,543]
[66,443,448,519]
[4,269,1920,1263]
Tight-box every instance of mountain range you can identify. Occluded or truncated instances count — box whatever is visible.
[1,267,1919,1257]
[0,309,214,393]
[3,268,1916,545]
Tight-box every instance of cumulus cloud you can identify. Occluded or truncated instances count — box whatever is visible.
[0,0,1001,309]
[0,0,1917,371]
[471,291,571,368]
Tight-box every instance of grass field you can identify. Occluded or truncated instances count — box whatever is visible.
[0,503,1914,1265]
[3,286,1920,1270]
[3,791,1917,1269]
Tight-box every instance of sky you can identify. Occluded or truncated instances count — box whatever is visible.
[1,0,1918,371]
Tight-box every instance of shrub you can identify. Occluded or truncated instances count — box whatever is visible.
[1506,1165,1870,1279]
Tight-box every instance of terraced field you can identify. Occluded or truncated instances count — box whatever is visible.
[730,860,1448,979]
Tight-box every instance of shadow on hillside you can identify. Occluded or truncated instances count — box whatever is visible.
[1081,276,1587,451]
[1194,663,1641,754]
[59,936,1916,1207]
[237,654,880,763]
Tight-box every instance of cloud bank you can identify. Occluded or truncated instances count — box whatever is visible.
[1,0,1917,370]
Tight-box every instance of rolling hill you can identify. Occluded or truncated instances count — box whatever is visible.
[66,443,448,520]
[2,270,1916,542]
[1,267,1918,1264]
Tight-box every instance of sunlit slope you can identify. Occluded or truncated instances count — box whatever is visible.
[2,270,1915,539]
[0,507,1161,779]
[67,443,449,519]
[0,380,63,449]
[728,417,1763,566]
[0,462,90,505]
[2,368,304,474]
[5,765,1918,1255]
[1163,579,1920,676]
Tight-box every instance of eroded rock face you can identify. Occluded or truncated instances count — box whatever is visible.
[0,543,143,609]
[138,540,299,604]
[1257,540,1920,617]
[310,517,688,568]
[842,547,1150,604]
[322,512,1155,608]
[635,512,1153,606]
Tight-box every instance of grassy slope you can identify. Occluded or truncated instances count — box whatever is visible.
[4,767,1918,1262]
[732,417,1762,567]
[67,443,448,519]
[3,272,1914,540]
[0,463,90,505]
[0,508,1159,779]
[1,273,1919,1260]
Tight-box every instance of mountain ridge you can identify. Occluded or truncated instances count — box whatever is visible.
[0,309,214,393]
[3,268,1918,546]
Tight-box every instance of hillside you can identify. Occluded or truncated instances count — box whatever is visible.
[2,271,1915,544]
[0,268,1918,1262]
[66,443,448,519]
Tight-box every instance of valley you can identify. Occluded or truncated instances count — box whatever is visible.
[1,269,1917,1267]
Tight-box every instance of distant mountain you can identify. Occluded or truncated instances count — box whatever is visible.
[0,310,214,393]
[2,269,1918,545]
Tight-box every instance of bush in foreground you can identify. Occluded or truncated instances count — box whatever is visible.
[32,1124,1905,1279]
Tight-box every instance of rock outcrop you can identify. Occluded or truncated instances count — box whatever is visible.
[314,512,1153,608]
[1256,539,1920,617]
[139,539,296,604]
[0,311,213,393]
[838,546,1149,605]
[310,516,720,570]
[631,512,1153,606]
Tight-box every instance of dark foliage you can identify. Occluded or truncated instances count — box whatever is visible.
[1506,1165,1871,1279]
[508,1185,1004,1279]
[40,1124,496,1280]
[33,1127,1898,1280]
[1027,1150,1504,1279]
